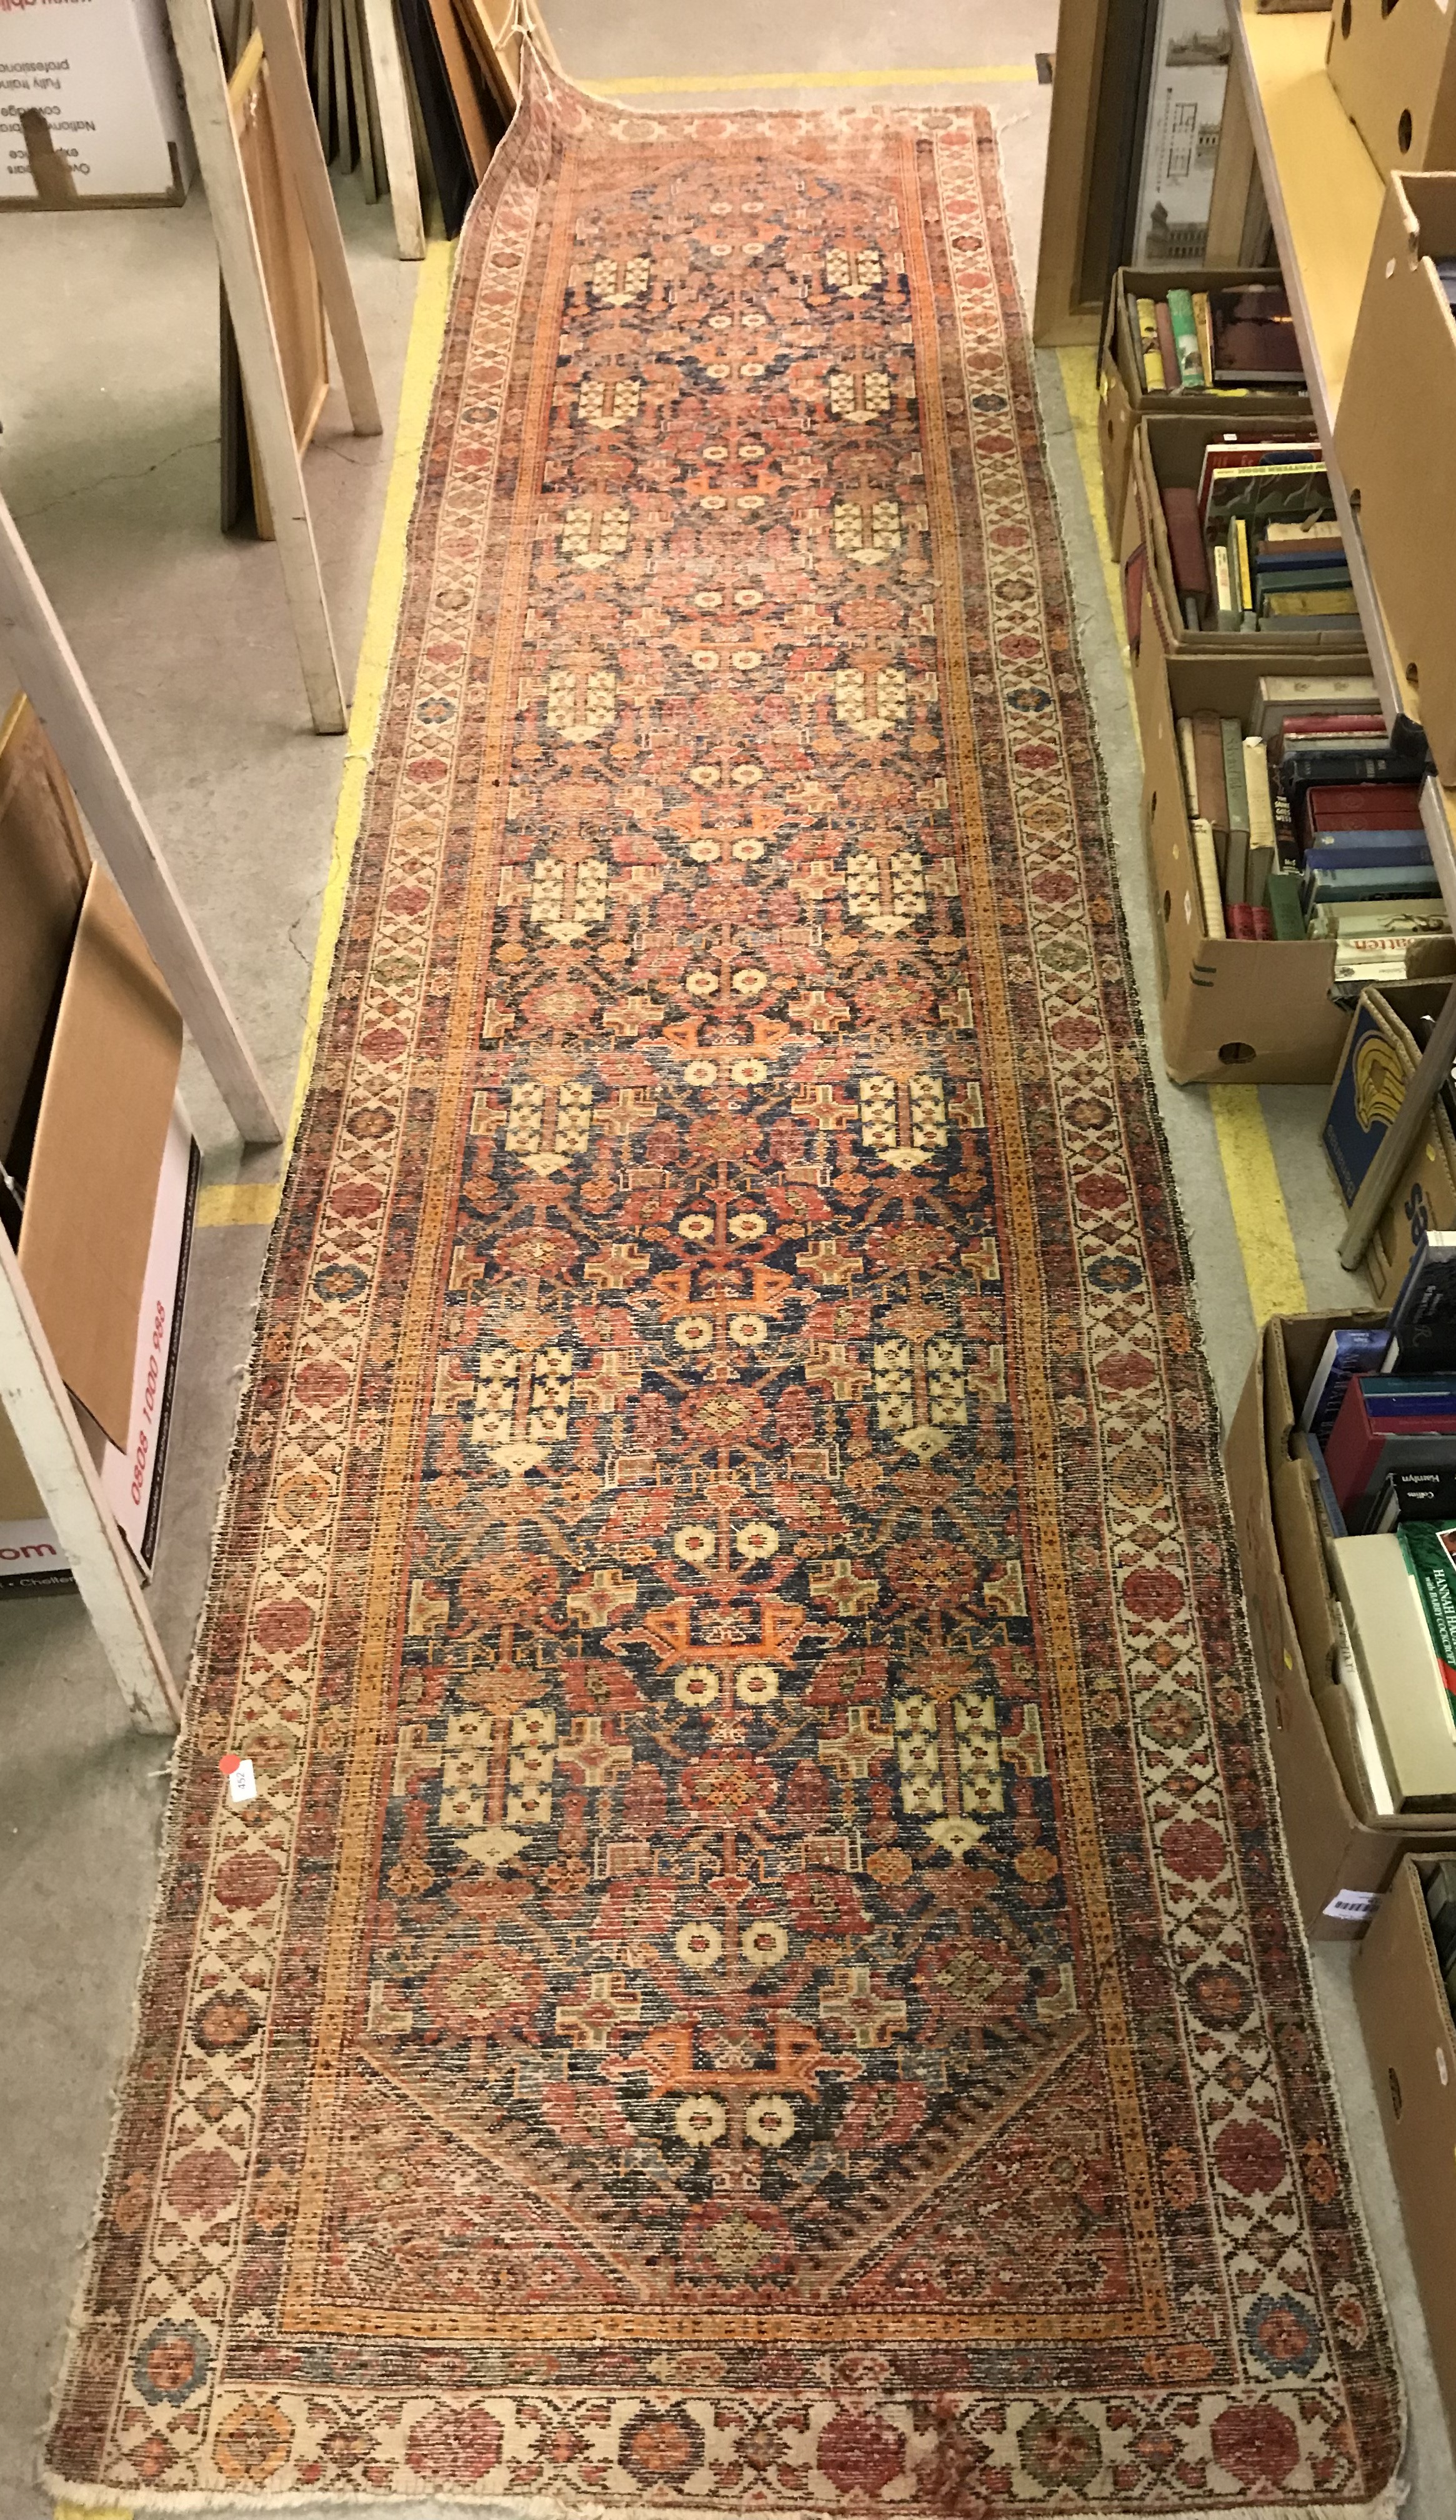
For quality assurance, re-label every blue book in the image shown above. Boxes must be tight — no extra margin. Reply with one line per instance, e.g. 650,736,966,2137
1300,1324,1393,1442
1305,836,1432,869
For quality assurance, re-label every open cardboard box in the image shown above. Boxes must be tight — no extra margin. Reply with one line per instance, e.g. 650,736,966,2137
1139,634,1353,1084
1097,266,1307,549
1327,0,1456,182
1352,1858,1456,2445
1224,1311,1456,1939
1337,175,1456,785
1126,415,1372,668
0,694,192,1586
1323,981,1456,1302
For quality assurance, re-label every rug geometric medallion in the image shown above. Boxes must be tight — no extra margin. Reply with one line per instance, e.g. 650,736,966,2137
48,57,1403,2516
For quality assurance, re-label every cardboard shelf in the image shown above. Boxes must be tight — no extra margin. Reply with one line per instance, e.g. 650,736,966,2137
1228,0,1456,912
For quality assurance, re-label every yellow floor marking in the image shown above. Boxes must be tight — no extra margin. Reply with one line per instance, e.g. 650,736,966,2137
586,64,1037,96
196,237,456,1232
1053,346,1307,1321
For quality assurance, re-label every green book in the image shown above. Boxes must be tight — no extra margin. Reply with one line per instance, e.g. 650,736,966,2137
1220,718,1249,833
1167,288,1205,389
1398,1524,1456,1732
1267,868,1307,938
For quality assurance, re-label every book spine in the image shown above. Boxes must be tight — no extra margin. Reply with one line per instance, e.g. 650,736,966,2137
1134,298,1165,392
1167,288,1204,389
1212,544,1237,632
1192,818,1226,939
1176,717,1199,819
1193,289,1215,391
1154,300,1181,398
1399,1525,1456,1727
1267,867,1307,938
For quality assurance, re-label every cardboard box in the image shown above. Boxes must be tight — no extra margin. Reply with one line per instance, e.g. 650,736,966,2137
1127,415,1372,666
1097,267,1307,548
1337,175,1456,782
0,1100,199,1590
0,695,187,1579
1327,0,1456,182
1137,638,1352,1082
1352,1858,1456,2443
1322,981,1456,1300
1224,1312,1456,1938
0,0,194,208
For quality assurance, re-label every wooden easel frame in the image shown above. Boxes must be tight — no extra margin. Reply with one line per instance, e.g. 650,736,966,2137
0,487,283,1731
167,0,382,733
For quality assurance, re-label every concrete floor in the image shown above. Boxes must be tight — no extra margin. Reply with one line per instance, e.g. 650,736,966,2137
0,4,1447,2511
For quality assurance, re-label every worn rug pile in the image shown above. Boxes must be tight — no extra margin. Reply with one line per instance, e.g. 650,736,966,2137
50,57,1402,2518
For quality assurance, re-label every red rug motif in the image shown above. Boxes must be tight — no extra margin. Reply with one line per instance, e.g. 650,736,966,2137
50,58,1401,2516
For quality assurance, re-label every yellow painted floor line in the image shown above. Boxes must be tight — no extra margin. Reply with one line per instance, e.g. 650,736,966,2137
1054,345,1307,1321
196,238,456,1232
586,64,1037,96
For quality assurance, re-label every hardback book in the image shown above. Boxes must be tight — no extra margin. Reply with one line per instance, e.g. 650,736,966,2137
1227,902,1273,937
1134,296,1165,392
1243,734,1276,906
1250,674,1381,738
1167,288,1204,388
1264,587,1365,616
1155,299,1181,398
1304,1429,1350,1537
1327,1593,1395,1817
1305,836,1434,870
1191,712,1229,849
1305,866,1441,902
1385,1232,1456,1374
1400,1522,1456,1726
1299,1323,1395,1442
1266,866,1307,937
1372,1466,1456,1533
1192,819,1225,939
1193,290,1215,389
1328,1534,1456,1808
1209,284,1304,384
1162,486,1210,624
1229,517,1255,623
1306,783,1424,826
1212,544,1238,633
1176,716,1199,818
1222,716,1250,837
1309,903,1451,938
1325,1374,1456,1511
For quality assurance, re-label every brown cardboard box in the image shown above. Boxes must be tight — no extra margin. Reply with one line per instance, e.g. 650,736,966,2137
1096,267,1307,549
0,695,182,1473
1224,1312,1456,1937
1336,175,1456,781
1352,1858,1456,2443
1322,982,1456,1300
1128,416,1371,665
1137,636,1352,1083
1327,0,1456,181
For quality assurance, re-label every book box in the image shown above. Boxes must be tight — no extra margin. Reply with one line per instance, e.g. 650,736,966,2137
1137,632,1353,1083
1337,174,1456,784
1097,266,1307,549
1225,1312,1456,1938
1327,0,1456,183
1352,1858,1456,2444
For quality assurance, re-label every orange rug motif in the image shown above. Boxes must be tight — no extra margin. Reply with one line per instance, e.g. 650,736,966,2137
49,59,1401,2516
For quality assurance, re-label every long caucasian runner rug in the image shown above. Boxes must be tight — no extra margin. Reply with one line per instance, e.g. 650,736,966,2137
50,55,1402,2519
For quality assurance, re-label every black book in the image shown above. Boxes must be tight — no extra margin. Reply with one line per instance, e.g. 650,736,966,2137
1369,1462,1456,1531
1385,1231,1456,1376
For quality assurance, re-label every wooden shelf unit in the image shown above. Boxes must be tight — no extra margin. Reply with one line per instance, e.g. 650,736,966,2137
1224,0,1456,1271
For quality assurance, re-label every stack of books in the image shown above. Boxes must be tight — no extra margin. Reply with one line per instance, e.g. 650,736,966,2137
1130,282,1305,398
1302,1238,1456,1815
1157,429,1360,635
1174,673,1446,970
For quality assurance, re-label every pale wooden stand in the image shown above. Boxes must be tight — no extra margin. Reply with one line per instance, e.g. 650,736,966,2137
0,488,282,1731
167,0,382,732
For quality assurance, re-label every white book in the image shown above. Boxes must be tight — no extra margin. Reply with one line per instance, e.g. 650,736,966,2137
1329,1535,1456,1811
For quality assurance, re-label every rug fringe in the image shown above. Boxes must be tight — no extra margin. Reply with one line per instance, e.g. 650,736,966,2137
40,2479,1411,2520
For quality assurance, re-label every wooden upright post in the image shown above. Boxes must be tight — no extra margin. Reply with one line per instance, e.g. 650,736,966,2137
166,0,349,734
361,0,426,259
0,493,282,1150
0,1236,181,1734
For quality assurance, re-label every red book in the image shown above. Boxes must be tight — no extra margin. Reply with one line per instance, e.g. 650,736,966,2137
1306,784,1424,821
1277,716,1387,739
1325,1378,1456,1509
1162,487,1210,597
1227,902,1256,938
1249,904,1274,939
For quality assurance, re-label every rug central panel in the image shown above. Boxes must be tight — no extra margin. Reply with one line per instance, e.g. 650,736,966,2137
287,114,1153,2352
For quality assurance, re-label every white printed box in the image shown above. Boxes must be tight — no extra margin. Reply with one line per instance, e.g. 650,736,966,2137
1,0,195,206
